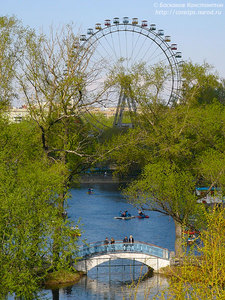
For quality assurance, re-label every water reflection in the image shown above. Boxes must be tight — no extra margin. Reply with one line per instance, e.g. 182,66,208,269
48,274,169,300
46,182,174,299
47,258,170,299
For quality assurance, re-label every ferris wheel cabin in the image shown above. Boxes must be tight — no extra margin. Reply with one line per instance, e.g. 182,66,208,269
123,17,129,24
95,23,102,30
164,36,171,42
80,35,86,41
105,19,111,26
132,18,138,25
158,29,164,36
87,28,93,35
141,20,148,27
171,44,177,50
175,52,182,58
113,17,120,25
150,24,156,30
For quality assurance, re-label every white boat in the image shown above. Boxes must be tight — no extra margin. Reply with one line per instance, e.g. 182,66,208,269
114,216,135,220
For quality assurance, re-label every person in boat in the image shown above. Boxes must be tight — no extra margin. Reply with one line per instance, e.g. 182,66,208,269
124,210,131,217
187,234,196,245
88,188,93,194
138,209,144,216
120,210,129,217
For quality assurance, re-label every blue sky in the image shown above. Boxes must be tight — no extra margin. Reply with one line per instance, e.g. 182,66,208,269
1,0,225,78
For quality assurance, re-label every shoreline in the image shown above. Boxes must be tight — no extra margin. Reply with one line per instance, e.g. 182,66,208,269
78,174,133,184
44,270,85,290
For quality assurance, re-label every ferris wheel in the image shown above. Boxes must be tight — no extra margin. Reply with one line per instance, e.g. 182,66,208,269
79,17,182,128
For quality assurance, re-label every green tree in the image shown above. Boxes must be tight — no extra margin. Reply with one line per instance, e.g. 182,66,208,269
104,62,225,256
15,24,104,275
0,16,31,111
0,118,80,298
124,161,201,257
163,208,225,299
18,24,98,182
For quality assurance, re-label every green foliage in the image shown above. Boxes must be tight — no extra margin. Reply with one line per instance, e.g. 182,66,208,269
17,24,100,180
179,61,221,105
0,118,81,298
102,61,225,255
164,208,225,299
105,61,171,107
124,161,198,222
0,16,32,111
0,22,100,297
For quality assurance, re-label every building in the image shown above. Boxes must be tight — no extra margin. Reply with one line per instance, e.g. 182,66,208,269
6,106,29,123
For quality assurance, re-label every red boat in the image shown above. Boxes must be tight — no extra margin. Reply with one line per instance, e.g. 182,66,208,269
183,230,199,235
137,214,149,219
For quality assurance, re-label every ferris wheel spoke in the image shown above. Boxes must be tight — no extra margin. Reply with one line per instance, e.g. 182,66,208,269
87,39,117,73
109,30,119,63
148,50,166,65
145,40,164,63
164,84,174,94
124,30,127,69
97,37,117,65
138,38,156,64
87,36,110,64
132,32,154,64
156,56,171,65
101,31,119,64
116,27,122,59
130,29,142,66
93,32,118,66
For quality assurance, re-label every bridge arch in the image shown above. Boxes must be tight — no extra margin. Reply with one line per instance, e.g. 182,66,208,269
75,241,171,273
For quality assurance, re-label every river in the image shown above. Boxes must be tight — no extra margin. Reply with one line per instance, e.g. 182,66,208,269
45,181,175,299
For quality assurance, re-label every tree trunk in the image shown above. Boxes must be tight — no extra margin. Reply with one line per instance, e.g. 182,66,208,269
52,289,59,300
52,187,67,268
174,219,183,257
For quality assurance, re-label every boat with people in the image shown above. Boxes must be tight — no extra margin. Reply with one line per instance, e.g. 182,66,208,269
183,229,200,235
137,209,149,219
183,228,200,245
136,214,149,219
114,210,135,220
87,188,94,195
114,209,150,220
114,216,135,220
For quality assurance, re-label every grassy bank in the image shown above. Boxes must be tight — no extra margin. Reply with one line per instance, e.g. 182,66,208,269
44,269,85,289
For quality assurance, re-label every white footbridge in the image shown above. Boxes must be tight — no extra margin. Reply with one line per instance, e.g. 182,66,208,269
75,240,171,273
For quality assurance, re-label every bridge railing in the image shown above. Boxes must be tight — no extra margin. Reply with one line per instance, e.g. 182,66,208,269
77,240,169,260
